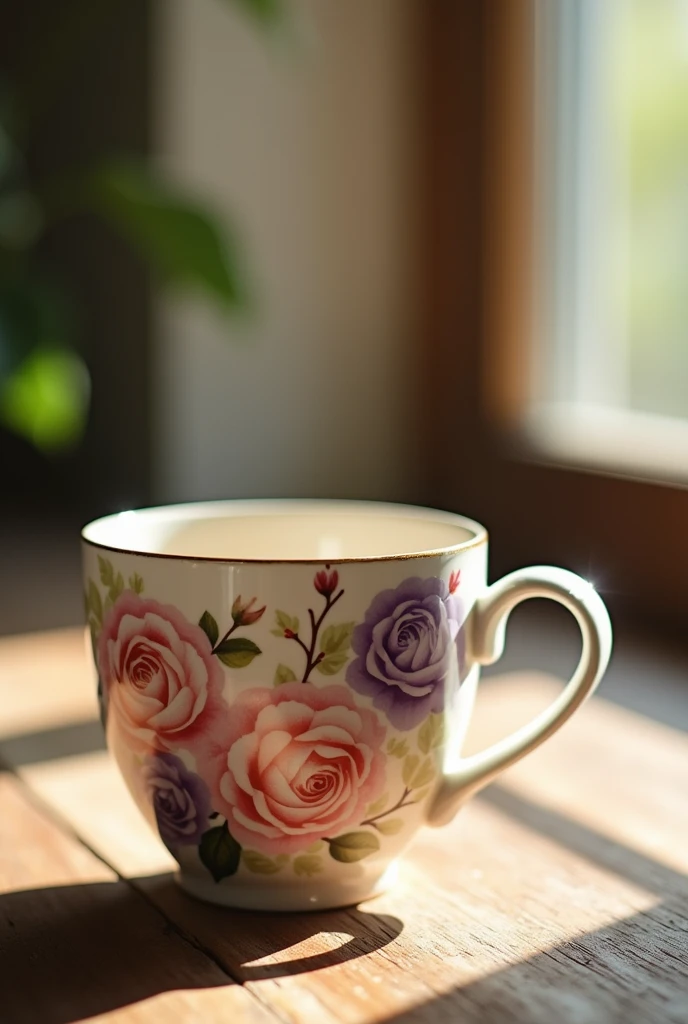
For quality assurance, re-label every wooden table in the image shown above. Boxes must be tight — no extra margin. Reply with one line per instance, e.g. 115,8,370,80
1,628,686,1024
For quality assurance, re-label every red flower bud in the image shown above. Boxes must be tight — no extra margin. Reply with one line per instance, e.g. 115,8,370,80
231,595,266,626
314,568,339,597
284,628,296,639
449,570,461,595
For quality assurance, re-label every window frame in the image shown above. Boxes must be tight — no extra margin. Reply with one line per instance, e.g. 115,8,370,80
421,0,688,635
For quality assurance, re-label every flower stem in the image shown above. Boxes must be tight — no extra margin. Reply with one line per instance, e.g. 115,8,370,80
300,588,344,682
361,787,416,829
212,619,239,654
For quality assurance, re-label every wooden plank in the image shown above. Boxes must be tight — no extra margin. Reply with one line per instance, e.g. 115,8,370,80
0,628,97,738
2,630,687,1023
0,771,276,1024
6,637,685,1022
467,674,688,876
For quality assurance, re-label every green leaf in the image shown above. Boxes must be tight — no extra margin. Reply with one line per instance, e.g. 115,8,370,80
409,757,436,790
225,0,285,29
274,663,297,686
417,714,444,756
215,636,261,668
103,594,113,617
0,347,89,452
128,572,144,595
414,786,431,803
87,580,102,626
305,839,325,854
274,610,299,634
316,650,349,676
98,556,114,588
198,610,219,648
320,621,355,655
109,572,124,603
402,754,420,787
88,620,99,662
90,161,249,313
199,823,241,882
328,831,380,864
366,792,389,817
242,850,287,875
0,278,75,379
375,818,405,836
387,738,409,759
293,854,324,877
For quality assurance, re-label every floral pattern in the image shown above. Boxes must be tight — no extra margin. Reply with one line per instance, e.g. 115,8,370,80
97,592,228,752
199,682,386,855
143,753,211,849
85,561,462,883
346,577,464,730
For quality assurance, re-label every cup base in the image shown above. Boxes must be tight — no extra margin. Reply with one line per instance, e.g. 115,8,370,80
176,862,396,912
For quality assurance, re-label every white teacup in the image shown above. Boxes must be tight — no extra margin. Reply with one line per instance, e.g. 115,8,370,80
81,499,612,911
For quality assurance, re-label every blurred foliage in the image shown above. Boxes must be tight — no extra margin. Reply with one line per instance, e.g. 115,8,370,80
0,0,283,453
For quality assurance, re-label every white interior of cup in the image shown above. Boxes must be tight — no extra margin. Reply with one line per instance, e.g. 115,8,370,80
81,500,486,562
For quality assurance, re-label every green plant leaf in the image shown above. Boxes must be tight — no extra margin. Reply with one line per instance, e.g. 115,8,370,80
320,621,355,655
305,839,325,854
90,161,249,313
274,663,297,686
366,792,389,817
0,347,89,453
88,620,99,663
199,822,241,882
109,572,124,603
387,738,409,759
242,849,286,874
98,556,114,588
375,818,405,836
215,636,261,668
274,610,299,635
293,854,324,877
198,610,219,648
128,572,144,595
225,0,285,28
414,786,431,803
87,580,102,626
417,714,444,755
316,650,349,676
0,279,75,380
402,754,420,787
409,757,436,790
328,831,380,864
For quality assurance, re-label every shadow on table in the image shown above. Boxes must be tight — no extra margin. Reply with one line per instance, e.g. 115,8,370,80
0,872,404,1024
376,784,688,1024
136,871,404,982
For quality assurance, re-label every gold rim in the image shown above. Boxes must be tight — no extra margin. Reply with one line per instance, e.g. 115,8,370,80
80,531,488,565
80,500,489,565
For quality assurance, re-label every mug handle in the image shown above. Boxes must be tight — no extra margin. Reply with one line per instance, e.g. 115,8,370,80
426,566,613,826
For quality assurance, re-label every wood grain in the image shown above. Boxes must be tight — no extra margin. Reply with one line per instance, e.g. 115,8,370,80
1,629,687,1024
0,772,275,1023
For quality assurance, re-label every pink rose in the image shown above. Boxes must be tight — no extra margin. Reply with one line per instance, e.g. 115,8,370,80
199,683,386,855
98,592,226,752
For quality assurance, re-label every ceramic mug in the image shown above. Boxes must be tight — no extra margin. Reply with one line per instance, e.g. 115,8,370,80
81,499,612,911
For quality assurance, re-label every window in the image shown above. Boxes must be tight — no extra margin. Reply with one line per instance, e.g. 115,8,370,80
422,1,688,631
528,0,688,481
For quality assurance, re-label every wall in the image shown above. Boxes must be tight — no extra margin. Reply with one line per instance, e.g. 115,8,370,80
154,0,421,503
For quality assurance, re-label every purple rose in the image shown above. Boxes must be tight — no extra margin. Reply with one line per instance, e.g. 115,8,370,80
346,577,464,730
143,753,211,848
